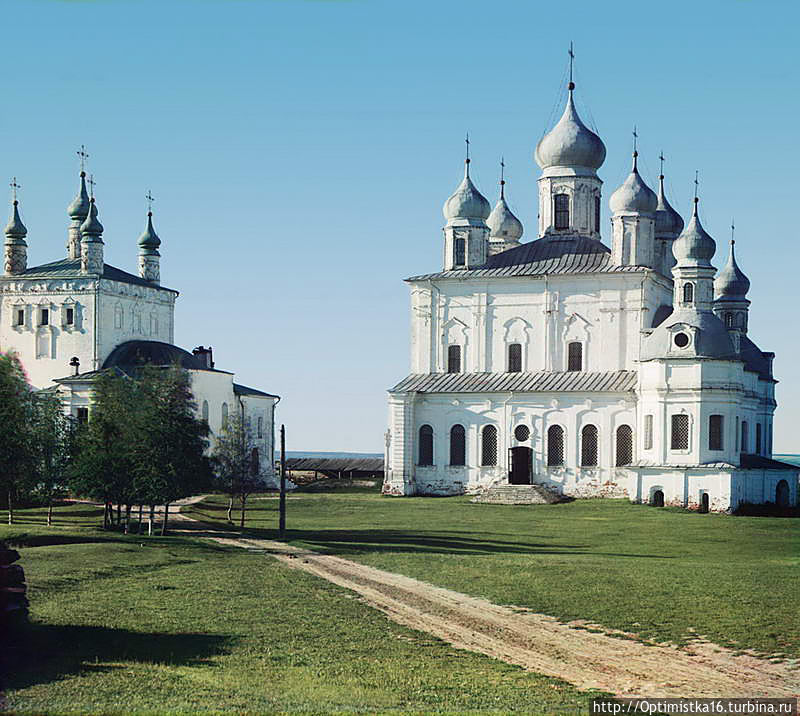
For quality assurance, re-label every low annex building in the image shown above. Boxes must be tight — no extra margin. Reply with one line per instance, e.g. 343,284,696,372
0,168,279,486
384,66,798,512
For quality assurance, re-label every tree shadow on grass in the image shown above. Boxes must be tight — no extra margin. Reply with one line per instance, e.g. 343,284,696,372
2,622,234,693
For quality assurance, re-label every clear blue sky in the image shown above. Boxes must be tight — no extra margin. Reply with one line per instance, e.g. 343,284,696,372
3,0,799,452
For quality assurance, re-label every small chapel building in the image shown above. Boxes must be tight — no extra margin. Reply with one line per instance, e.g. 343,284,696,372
384,68,798,512
0,168,279,486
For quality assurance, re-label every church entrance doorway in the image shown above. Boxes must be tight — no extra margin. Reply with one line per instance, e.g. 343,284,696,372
509,447,532,485
700,493,709,513
652,489,665,507
776,479,790,507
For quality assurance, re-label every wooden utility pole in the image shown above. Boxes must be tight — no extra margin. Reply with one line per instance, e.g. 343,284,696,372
279,424,286,538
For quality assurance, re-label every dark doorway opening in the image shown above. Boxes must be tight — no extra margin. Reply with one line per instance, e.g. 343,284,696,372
509,446,532,485
700,493,709,513
652,489,665,507
776,479,790,507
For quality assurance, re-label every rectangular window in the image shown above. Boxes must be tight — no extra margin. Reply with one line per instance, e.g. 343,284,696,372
594,196,601,233
447,344,461,374
756,423,762,454
644,415,654,450
76,407,89,425
454,237,465,267
671,414,689,450
15,309,24,326
507,343,522,373
741,421,748,452
567,342,582,372
554,193,570,230
709,414,724,451
65,307,74,326
40,309,49,326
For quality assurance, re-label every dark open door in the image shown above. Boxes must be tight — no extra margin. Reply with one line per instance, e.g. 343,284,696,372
509,446,532,485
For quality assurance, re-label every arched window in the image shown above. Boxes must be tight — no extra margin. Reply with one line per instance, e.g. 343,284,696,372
616,425,633,466
257,416,264,439
481,425,497,466
447,344,461,374
418,425,433,466
454,237,465,267
449,424,465,466
567,342,583,372
221,402,229,430
671,414,689,450
776,480,790,507
683,282,694,304
554,193,570,230
741,421,748,452
725,312,734,329
547,425,564,466
594,195,601,233
201,400,209,422
709,415,724,451
581,425,598,467
250,447,260,476
507,343,522,373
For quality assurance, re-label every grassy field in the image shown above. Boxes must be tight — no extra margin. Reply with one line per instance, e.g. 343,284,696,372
185,491,800,658
1,508,596,714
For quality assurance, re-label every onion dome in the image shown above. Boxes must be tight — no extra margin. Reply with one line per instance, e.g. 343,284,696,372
655,174,684,238
535,87,606,172
5,200,27,243
443,160,490,223
609,153,657,214
672,199,715,266
487,170,523,241
138,211,161,254
80,197,104,237
714,240,750,299
68,171,91,220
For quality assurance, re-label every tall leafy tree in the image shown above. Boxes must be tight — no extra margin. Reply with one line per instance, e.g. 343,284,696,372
0,352,34,524
30,392,76,526
211,413,261,528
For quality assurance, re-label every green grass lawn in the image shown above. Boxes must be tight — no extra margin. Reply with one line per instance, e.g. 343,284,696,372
1,514,596,714
185,492,800,658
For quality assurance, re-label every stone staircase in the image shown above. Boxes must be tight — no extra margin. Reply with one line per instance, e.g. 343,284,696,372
470,483,563,505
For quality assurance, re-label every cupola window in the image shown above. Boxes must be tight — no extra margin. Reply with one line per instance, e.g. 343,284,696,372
682,282,694,304
594,196,601,233
418,425,434,466
615,425,633,466
581,424,598,467
447,345,461,374
547,425,565,466
507,343,522,373
481,425,497,466
454,237,465,267
709,415,724,451
567,342,583,372
449,424,465,466
554,194,570,230
725,312,734,329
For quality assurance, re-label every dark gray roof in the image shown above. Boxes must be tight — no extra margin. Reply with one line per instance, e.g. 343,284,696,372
233,383,280,399
740,454,799,471
12,257,178,293
286,456,384,473
390,370,637,394
737,335,773,381
103,340,204,370
408,236,645,281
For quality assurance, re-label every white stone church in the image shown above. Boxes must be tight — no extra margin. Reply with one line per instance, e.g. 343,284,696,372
1,169,279,486
384,71,798,512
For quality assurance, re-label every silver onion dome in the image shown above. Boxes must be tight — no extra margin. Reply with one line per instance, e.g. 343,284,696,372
609,153,658,214
672,200,716,266
714,240,750,299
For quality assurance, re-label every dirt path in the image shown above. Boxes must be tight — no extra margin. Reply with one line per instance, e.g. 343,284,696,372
176,507,799,698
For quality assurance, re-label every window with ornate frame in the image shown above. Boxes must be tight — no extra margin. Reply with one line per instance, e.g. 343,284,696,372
507,343,522,373
554,193,570,230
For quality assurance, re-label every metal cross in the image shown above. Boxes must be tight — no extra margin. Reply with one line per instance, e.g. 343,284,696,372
694,171,699,200
568,42,574,84
500,156,505,183
77,145,89,172
659,151,665,176
9,177,20,202
632,126,638,154
465,133,470,161
731,218,735,244
87,173,96,198
146,190,155,212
